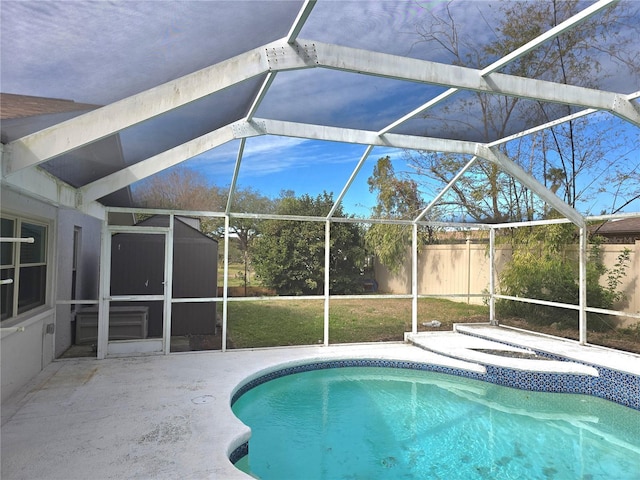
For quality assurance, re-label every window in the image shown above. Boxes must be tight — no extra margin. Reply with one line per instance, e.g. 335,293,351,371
1,216,48,321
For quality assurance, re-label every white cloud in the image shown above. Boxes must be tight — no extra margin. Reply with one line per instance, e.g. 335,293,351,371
190,136,368,181
1,1,300,103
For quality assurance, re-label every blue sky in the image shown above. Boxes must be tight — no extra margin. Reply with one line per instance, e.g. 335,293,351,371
184,136,406,217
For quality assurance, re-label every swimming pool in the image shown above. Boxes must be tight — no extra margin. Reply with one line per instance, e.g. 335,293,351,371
232,365,640,479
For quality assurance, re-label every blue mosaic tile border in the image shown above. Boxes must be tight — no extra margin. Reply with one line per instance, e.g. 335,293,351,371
230,359,478,406
456,329,640,410
231,354,639,412
229,441,248,465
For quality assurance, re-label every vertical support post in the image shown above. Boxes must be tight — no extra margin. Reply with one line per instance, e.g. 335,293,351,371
579,226,587,344
222,215,230,352
489,228,497,325
97,221,111,359
466,235,471,304
412,223,418,334
162,215,174,354
323,220,331,346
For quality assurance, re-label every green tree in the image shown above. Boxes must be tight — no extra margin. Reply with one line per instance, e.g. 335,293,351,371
497,223,631,330
251,192,365,295
365,156,434,273
225,187,275,294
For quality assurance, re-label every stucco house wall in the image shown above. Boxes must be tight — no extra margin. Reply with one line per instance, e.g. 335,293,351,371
54,208,102,358
1,188,57,402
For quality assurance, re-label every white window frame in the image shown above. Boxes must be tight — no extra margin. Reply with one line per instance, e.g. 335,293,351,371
1,214,50,322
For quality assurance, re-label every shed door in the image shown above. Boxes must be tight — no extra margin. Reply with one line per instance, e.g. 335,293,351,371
98,224,172,358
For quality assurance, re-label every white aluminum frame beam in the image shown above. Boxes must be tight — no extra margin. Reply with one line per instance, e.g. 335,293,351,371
414,156,479,222
1,164,106,219
225,138,246,214
482,146,585,226
287,0,317,44
245,118,479,155
246,72,277,121
378,0,619,135
238,119,585,226
305,41,640,126
490,91,639,147
327,145,374,219
78,116,477,205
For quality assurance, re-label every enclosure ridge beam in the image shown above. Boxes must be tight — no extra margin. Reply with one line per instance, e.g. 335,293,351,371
248,118,478,155
78,123,237,205
304,40,637,124
262,38,631,121
481,146,585,227
3,46,273,175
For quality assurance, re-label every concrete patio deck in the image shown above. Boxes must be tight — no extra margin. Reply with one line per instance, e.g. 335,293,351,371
2,326,639,479
1,342,478,480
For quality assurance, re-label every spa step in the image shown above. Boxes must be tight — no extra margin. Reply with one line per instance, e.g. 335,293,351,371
453,323,640,377
406,331,598,376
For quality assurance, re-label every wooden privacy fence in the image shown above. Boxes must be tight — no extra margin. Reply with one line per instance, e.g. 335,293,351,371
375,240,640,326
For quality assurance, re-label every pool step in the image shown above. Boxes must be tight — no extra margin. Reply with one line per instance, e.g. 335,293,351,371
406,331,598,376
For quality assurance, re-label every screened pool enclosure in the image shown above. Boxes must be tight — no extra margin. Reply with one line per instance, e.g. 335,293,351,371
1,0,639,367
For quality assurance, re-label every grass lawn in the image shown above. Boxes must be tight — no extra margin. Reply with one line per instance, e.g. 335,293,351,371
218,263,256,288
226,297,489,349
224,296,640,354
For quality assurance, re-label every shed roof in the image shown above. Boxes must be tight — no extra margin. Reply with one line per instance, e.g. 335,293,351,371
595,217,640,234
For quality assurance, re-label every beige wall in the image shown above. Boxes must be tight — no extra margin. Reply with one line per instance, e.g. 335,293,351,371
375,240,639,325
600,242,639,319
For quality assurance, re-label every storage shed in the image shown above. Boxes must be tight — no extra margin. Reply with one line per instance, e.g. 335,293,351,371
109,215,218,338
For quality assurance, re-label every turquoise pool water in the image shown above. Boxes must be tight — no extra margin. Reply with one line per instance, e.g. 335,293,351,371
232,366,640,479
